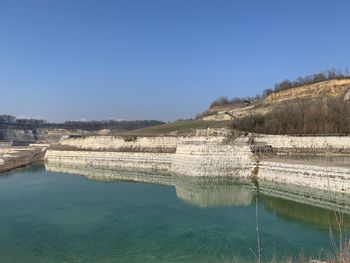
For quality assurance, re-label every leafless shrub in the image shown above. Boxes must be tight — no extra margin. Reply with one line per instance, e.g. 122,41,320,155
233,97,350,135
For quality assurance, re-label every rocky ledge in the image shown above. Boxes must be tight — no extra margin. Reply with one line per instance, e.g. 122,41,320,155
0,146,47,173
44,134,350,195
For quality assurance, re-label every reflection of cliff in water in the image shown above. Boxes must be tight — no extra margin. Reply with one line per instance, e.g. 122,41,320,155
258,180,350,215
45,162,174,184
45,163,350,218
174,179,254,208
45,163,254,207
261,194,350,230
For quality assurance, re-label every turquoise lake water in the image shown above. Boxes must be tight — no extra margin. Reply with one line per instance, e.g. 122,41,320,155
0,165,347,263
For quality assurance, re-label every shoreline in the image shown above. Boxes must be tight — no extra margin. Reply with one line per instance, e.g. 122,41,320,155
44,134,350,192
44,161,350,215
2,134,350,197
0,146,47,173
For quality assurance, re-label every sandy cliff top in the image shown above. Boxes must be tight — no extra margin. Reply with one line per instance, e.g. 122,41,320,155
265,79,350,104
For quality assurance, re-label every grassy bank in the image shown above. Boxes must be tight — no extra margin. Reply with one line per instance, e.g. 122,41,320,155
121,119,233,136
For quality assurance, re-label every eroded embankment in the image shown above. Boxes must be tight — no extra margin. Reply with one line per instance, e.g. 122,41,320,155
45,134,350,195
0,146,47,173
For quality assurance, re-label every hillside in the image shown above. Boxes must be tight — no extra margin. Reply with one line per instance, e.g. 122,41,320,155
201,78,350,121
265,78,350,104
122,119,233,136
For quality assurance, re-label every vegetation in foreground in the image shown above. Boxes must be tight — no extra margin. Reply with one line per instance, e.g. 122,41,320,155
223,209,350,263
251,236,350,263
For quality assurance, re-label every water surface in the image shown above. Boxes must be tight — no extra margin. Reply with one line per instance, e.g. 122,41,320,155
0,165,347,263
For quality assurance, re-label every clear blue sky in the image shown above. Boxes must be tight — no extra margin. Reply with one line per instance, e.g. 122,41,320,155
0,0,349,122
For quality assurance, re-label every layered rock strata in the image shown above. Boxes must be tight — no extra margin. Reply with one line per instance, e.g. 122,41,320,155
45,135,350,196
0,146,46,173
46,136,254,177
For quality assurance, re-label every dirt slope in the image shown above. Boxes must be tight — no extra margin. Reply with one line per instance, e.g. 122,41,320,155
265,79,350,104
202,79,350,121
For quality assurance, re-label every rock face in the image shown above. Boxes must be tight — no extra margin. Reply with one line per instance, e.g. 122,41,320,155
43,133,350,216
202,104,269,121
254,135,350,151
0,128,73,143
258,161,350,193
47,136,255,177
265,79,350,104
201,79,350,121
59,135,179,153
45,134,350,196
45,150,173,173
0,146,47,173
171,138,253,177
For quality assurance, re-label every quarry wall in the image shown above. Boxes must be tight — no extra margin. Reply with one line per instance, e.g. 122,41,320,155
254,135,350,152
45,134,350,195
